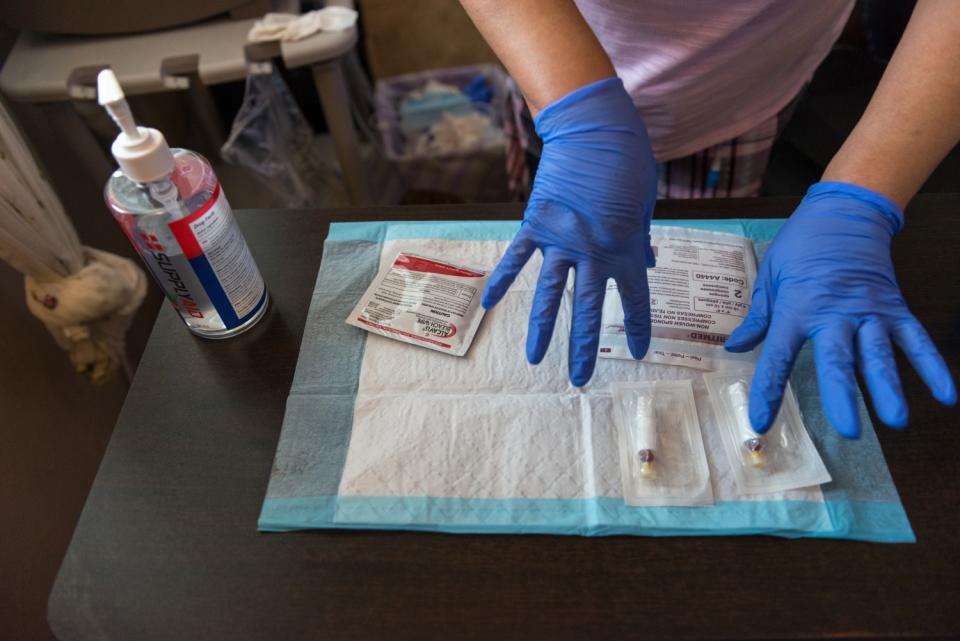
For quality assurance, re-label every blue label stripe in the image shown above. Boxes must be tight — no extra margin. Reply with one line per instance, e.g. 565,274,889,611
239,288,268,323
188,254,240,327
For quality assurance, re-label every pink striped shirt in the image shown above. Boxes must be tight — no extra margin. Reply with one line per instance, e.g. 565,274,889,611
575,0,855,160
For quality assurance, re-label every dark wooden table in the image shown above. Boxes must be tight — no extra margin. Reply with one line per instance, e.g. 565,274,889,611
49,197,960,641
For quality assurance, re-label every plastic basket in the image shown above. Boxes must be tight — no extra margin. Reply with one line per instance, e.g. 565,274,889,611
375,64,528,202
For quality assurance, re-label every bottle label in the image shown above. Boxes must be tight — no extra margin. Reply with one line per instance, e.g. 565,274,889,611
166,184,266,328
121,182,266,333
170,185,264,327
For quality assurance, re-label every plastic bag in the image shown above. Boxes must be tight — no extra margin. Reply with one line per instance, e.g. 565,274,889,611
221,66,341,208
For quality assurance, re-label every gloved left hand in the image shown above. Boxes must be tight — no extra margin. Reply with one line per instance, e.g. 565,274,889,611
725,181,957,438
481,77,658,386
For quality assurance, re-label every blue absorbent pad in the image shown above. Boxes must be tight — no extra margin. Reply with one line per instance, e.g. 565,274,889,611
259,219,914,543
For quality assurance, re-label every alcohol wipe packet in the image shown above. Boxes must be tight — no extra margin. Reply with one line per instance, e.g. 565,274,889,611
612,380,714,507
704,369,832,495
346,252,489,356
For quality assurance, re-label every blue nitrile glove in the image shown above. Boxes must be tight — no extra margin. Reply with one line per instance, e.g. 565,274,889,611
725,181,957,438
481,77,657,386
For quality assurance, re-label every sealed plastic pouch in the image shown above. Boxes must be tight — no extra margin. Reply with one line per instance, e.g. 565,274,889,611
704,369,831,494
612,380,714,507
599,226,758,371
346,252,489,356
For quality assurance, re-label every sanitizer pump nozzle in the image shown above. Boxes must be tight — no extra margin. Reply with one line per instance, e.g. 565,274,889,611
97,69,175,185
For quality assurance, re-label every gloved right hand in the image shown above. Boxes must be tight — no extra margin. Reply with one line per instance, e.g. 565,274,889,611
480,77,658,386
725,181,956,437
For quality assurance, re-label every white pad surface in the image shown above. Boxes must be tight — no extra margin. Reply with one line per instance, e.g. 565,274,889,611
336,239,823,509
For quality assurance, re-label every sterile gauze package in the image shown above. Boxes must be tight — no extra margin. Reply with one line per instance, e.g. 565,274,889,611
599,227,758,371
346,252,489,357
612,380,714,507
704,369,832,494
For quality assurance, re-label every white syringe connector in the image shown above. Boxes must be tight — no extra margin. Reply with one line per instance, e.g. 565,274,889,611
97,69,175,184
635,396,658,480
729,380,766,467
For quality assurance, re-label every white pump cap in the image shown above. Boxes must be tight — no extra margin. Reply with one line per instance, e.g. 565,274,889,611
97,69,175,183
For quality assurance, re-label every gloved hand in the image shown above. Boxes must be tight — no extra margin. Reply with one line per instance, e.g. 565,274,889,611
725,181,957,438
481,77,657,386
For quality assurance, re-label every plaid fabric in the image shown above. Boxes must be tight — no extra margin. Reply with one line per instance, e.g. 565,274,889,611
517,87,801,201
656,92,802,199
656,114,778,199
503,76,533,199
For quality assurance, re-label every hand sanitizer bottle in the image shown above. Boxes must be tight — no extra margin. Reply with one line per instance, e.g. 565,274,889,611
98,69,268,338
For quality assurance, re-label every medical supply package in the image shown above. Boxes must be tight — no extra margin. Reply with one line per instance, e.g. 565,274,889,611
346,251,489,357
705,369,832,495
259,219,915,543
600,227,757,371
613,380,713,507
